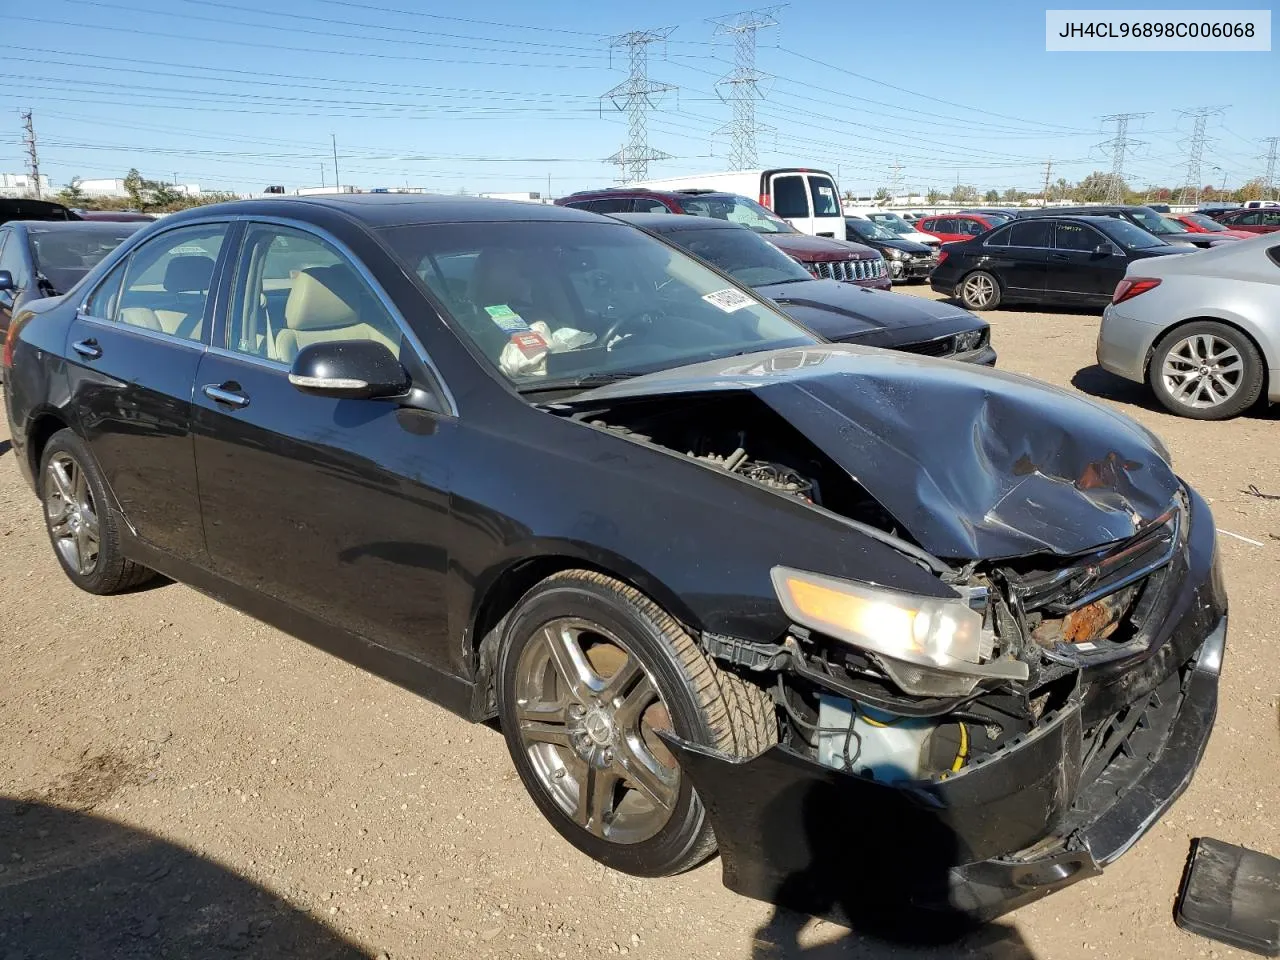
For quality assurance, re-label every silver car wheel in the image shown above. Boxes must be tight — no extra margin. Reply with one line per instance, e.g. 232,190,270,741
513,617,679,845
962,273,995,308
45,453,101,576
1161,333,1244,409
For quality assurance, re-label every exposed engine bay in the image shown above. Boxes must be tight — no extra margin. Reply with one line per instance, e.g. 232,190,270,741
565,388,1188,786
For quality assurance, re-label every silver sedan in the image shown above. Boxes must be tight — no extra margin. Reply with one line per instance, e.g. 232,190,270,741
1097,234,1280,420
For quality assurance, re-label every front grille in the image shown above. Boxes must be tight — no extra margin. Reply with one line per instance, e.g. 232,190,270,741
897,335,957,358
811,258,884,282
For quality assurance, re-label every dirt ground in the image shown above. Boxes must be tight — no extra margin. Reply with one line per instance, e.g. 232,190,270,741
2,291,1278,960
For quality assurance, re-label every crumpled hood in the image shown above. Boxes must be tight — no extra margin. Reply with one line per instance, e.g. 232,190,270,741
574,345,1180,560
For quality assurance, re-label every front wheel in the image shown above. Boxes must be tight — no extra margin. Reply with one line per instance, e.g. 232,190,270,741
496,570,776,877
1148,321,1265,420
958,270,1002,310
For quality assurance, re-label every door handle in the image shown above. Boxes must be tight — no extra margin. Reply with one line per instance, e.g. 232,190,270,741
1049,253,1070,261
72,338,102,359
202,383,250,409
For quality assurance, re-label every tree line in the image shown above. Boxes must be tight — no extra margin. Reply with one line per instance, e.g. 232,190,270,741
53,169,238,213
852,170,1271,206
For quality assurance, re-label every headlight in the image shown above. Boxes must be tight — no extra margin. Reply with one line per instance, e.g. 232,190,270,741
953,327,987,353
885,248,904,260
771,567,1028,697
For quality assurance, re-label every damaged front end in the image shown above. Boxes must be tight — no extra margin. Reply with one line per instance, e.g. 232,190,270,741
561,346,1227,924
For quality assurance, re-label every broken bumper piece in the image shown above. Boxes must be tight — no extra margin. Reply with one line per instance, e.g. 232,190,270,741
666,615,1224,926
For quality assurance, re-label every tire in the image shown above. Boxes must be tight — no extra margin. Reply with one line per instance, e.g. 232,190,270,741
1148,321,1265,421
957,270,1002,311
496,569,776,877
38,429,157,594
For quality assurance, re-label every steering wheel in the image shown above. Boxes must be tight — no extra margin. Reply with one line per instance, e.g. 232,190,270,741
601,310,656,351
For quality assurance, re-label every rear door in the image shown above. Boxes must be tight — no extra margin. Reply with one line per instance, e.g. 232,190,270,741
984,220,1051,295
804,173,844,237
0,227,22,338
64,220,234,564
1046,221,1123,303
769,173,814,234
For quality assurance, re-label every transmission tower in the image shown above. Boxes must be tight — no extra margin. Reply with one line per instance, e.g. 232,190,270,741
1174,106,1228,206
1097,113,1149,204
20,109,41,199
602,28,676,184
710,7,780,170
888,160,905,200
1263,136,1279,199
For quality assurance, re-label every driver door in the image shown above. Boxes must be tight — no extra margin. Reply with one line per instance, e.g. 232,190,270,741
191,220,456,667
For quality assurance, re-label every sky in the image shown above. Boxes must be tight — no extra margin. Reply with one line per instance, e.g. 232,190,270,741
1,0,1275,197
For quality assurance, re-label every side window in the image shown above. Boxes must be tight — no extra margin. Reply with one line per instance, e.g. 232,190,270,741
985,226,1011,246
632,198,672,213
1054,222,1104,252
83,258,130,319
572,198,632,214
1238,212,1261,225
116,224,226,341
229,224,403,365
1264,212,1280,227
959,218,986,236
1007,220,1053,247
0,230,31,289
771,176,810,218
807,176,841,216
935,218,956,234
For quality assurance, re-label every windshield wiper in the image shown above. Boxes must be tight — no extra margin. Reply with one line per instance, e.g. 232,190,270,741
755,278,810,288
516,371,648,395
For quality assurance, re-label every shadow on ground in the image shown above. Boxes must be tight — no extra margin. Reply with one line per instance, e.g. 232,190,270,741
1073,364,1280,421
0,438,11,458
0,797,368,960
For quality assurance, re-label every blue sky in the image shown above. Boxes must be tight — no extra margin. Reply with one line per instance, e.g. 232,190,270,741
2,0,1274,196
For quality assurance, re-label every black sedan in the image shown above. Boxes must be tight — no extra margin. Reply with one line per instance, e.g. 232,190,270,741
931,214,1190,310
617,213,991,363
1019,205,1231,249
3,195,1225,925
843,216,938,282
0,220,143,347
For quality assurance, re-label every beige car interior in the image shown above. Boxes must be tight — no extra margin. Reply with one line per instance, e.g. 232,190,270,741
119,255,214,341
268,264,399,364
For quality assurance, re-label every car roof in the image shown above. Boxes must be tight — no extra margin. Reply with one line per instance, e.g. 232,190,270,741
563,187,740,200
160,193,601,229
610,212,740,232
8,220,143,234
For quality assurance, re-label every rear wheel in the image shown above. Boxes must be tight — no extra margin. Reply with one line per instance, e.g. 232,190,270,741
958,270,1001,310
1148,321,1264,420
496,570,776,877
39,430,156,594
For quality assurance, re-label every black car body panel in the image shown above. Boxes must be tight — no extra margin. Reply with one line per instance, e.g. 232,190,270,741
3,194,1225,924
571,346,1177,560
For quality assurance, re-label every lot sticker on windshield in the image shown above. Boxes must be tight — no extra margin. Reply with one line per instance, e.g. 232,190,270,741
485,304,530,332
702,288,755,313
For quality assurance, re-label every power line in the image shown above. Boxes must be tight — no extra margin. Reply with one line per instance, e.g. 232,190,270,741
21,109,42,199
1097,113,1149,203
1174,105,1228,206
710,7,779,169
603,28,677,183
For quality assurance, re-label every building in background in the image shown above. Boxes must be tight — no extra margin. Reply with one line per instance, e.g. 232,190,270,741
0,173,51,198
479,191,551,204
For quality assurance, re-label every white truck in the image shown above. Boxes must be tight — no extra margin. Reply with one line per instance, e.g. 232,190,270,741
632,168,845,239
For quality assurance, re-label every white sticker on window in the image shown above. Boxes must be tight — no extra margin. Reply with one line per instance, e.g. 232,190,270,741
702,288,756,313
817,185,834,199
484,304,530,332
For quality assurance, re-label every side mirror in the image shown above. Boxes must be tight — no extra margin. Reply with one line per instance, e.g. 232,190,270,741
287,340,410,400
0,270,13,292
1094,242,1120,258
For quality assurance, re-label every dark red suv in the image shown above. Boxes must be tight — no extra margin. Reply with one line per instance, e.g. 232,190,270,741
556,188,890,290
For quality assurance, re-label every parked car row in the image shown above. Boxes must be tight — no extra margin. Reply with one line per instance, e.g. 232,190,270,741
2,194,1227,925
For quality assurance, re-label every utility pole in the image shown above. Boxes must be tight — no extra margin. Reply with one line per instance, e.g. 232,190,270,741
1174,106,1228,206
603,28,677,184
1262,136,1279,200
332,134,340,192
1041,158,1053,206
20,109,41,199
1097,113,1149,204
320,163,325,187
710,7,780,170
546,172,552,202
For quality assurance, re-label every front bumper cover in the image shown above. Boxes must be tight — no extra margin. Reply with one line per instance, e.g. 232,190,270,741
667,493,1226,926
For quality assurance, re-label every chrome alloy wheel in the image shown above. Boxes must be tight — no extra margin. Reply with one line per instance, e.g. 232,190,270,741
1161,333,1244,409
961,272,996,308
514,618,679,844
44,453,100,576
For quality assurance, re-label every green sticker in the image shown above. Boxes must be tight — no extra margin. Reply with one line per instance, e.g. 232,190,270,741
484,304,529,332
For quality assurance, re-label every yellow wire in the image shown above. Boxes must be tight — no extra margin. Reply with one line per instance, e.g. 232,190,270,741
951,722,969,773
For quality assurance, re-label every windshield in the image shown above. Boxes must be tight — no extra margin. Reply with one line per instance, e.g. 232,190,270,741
662,226,813,288
29,226,140,293
1183,214,1227,232
1128,207,1179,235
380,221,815,389
866,213,914,235
1104,219,1170,250
678,194,797,235
846,218,896,241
